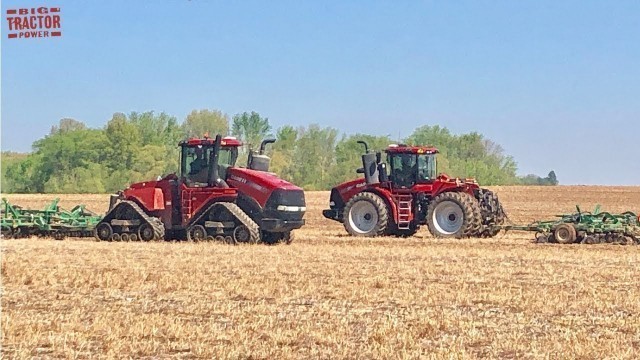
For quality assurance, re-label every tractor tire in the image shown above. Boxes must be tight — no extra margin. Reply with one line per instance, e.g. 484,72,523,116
426,192,482,238
553,224,577,244
343,192,389,237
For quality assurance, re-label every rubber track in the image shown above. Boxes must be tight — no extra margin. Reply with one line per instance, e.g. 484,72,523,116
104,200,165,241
191,202,260,243
221,203,260,243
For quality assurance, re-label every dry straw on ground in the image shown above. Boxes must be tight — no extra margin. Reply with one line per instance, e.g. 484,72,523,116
2,187,640,359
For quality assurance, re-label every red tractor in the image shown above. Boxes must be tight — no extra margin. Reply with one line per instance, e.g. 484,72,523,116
323,141,505,238
95,134,305,244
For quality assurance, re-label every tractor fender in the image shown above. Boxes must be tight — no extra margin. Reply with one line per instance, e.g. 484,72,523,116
431,181,477,198
356,189,399,225
123,187,165,212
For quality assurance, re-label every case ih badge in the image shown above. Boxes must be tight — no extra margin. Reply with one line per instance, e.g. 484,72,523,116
6,7,62,39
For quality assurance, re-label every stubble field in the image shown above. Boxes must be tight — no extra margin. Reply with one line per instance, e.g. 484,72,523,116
2,186,640,359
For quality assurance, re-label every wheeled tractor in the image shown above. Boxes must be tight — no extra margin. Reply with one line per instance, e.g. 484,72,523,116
323,141,506,238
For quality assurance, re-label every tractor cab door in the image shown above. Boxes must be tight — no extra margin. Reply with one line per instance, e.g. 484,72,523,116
389,153,418,189
416,154,436,183
181,145,211,187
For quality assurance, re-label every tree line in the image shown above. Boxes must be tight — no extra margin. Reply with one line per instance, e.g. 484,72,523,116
1,110,558,193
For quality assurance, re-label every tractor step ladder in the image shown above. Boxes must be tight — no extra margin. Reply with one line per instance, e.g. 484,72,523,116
393,194,413,230
181,190,193,223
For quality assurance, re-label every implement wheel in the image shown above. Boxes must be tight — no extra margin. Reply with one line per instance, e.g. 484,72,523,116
1,226,14,239
554,224,577,244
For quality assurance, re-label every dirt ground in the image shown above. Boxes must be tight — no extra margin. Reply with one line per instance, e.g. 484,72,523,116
2,187,640,359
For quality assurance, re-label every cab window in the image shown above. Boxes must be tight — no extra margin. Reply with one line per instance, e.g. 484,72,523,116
417,154,436,182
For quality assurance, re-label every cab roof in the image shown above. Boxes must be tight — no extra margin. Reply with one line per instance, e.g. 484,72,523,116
179,136,243,147
385,144,439,154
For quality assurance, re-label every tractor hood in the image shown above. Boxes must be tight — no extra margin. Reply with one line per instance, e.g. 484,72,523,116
226,167,303,208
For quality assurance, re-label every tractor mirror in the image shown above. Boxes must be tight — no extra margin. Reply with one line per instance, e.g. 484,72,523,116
378,163,388,182
356,168,365,174
362,153,380,185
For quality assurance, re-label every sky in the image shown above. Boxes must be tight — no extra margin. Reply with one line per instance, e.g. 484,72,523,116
1,0,639,185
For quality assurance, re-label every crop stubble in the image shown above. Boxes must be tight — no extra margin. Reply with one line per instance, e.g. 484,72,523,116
2,186,640,359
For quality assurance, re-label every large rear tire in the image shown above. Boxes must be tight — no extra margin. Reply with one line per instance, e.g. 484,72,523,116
343,192,389,237
426,192,482,238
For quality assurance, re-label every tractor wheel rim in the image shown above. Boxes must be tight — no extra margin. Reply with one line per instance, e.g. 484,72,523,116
556,227,572,242
233,226,250,242
97,224,111,240
348,201,378,234
192,227,206,241
433,201,464,235
140,225,154,241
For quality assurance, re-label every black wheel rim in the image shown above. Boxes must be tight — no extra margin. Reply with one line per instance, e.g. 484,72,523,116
189,226,206,242
233,225,250,243
97,223,112,241
139,224,154,241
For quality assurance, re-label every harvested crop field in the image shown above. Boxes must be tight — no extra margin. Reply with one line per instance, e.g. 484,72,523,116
2,186,640,359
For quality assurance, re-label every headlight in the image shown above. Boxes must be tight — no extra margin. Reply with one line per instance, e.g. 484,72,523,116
276,205,306,212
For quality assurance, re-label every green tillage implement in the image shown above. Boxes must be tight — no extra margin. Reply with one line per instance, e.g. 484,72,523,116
1,198,102,240
501,205,640,245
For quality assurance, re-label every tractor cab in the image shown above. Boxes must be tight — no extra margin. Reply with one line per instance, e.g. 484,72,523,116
179,135,241,188
180,135,279,188
356,141,439,188
385,145,438,188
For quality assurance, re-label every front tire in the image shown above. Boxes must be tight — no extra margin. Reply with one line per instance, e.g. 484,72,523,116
343,192,389,237
426,192,482,238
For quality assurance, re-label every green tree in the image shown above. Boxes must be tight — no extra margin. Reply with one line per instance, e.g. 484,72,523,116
289,124,338,190
50,118,87,134
1,152,30,192
129,111,183,147
231,111,272,150
182,109,229,138
330,134,393,185
270,125,298,180
105,113,140,172
407,125,519,185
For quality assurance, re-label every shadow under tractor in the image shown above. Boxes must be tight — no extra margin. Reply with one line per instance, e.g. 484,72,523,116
323,141,505,238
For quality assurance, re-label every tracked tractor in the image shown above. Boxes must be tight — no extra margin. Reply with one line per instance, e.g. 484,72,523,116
95,134,305,244
323,141,505,238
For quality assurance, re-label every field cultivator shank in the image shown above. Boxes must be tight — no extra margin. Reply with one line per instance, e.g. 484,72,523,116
503,205,640,245
1,198,102,239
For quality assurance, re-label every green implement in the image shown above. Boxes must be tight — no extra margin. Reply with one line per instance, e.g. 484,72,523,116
1,198,102,240
501,205,640,244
